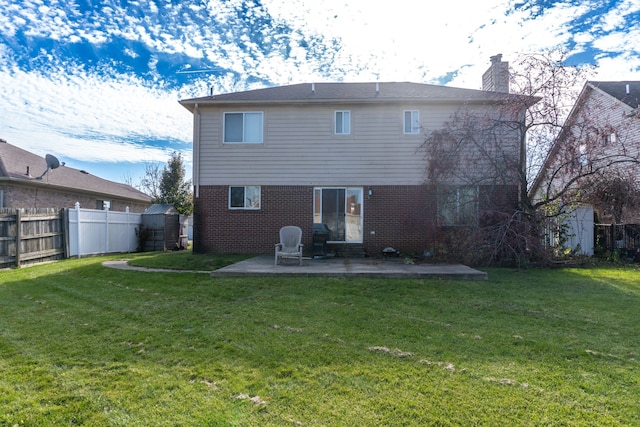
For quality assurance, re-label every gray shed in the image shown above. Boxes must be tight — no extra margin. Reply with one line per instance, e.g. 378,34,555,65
141,204,181,251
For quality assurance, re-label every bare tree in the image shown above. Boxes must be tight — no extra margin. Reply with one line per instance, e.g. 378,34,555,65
139,162,163,200
420,50,640,264
579,171,640,224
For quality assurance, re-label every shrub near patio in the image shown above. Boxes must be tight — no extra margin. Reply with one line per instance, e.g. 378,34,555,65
0,254,639,426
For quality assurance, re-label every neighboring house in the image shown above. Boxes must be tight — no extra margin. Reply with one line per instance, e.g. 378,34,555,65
531,81,640,224
180,57,529,256
0,140,152,212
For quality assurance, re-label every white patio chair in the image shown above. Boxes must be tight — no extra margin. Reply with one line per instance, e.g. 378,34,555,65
275,226,303,265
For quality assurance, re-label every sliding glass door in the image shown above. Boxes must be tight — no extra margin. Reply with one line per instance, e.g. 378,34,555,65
313,187,363,243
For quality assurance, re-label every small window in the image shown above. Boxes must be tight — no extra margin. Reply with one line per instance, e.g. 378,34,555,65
602,132,617,145
229,186,261,209
578,144,588,166
335,110,351,134
97,200,111,210
404,110,420,134
224,112,263,143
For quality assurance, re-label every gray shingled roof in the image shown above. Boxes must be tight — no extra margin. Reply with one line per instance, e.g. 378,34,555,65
180,81,527,110
0,141,152,202
143,204,179,215
590,81,640,109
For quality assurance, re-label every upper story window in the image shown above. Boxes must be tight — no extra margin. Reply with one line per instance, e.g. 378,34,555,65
404,110,420,134
229,186,261,210
602,132,617,146
224,112,263,143
335,110,351,135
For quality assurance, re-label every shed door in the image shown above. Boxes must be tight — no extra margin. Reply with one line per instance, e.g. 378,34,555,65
313,188,362,243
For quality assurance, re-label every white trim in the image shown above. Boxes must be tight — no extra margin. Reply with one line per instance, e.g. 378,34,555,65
334,110,351,135
313,186,363,243
194,103,200,198
403,110,420,134
223,111,264,143
228,185,261,210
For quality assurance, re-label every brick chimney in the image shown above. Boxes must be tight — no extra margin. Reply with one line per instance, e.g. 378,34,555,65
482,54,509,93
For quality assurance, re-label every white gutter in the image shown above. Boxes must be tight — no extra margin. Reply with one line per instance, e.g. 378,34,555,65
193,103,200,198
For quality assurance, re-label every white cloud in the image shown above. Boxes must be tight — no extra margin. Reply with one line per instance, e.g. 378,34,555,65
0,54,191,169
1,0,638,185
594,51,640,80
593,23,640,53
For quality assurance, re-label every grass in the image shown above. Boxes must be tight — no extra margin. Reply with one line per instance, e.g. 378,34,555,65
1,253,639,426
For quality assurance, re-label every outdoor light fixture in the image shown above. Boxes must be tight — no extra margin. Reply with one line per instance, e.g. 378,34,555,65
368,188,373,198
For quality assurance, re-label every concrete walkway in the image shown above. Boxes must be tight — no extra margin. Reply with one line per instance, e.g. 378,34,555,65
102,259,210,274
103,256,488,280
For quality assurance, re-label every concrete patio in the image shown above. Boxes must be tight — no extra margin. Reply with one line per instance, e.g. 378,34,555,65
210,255,488,280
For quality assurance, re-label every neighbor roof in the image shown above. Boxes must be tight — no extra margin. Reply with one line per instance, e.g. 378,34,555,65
589,81,640,109
143,204,179,215
0,141,152,202
180,81,532,111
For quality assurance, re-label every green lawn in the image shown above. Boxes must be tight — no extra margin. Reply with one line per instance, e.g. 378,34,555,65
1,253,639,426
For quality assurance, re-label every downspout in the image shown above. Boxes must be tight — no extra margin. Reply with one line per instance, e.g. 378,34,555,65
193,103,201,198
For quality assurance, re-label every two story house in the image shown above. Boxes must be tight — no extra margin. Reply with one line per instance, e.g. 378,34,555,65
180,58,530,256
531,81,640,224
529,81,640,255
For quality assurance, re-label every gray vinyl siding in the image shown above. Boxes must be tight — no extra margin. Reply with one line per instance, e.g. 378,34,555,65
533,86,640,199
597,91,640,160
197,102,478,186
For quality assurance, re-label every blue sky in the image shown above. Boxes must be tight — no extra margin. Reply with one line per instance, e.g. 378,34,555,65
1,0,638,186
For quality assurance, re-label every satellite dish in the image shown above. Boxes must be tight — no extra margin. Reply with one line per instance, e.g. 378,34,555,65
46,154,60,169
36,154,64,180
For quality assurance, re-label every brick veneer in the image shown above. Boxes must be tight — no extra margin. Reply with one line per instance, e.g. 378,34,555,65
1,184,149,213
193,185,313,254
193,185,458,255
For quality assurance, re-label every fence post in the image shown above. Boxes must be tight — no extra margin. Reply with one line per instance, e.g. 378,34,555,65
104,205,109,254
126,207,132,252
62,208,70,258
75,202,82,258
610,225,615,252
15,209,21,267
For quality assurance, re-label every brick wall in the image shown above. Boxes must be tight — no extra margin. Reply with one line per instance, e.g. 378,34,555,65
362,185,439,255
193,185,313,254
193,184,445,255
1,184,149,213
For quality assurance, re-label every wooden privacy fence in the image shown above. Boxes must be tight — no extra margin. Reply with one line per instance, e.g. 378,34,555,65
0,205,145,268
0,208,65,268
0,203,187,268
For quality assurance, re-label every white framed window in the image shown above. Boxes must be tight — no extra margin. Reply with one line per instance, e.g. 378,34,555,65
335,110,351,134
404,110,420,134
438,186,478,226
229,186,261,209
578,144,588,166
602,132,617,145
224,112,263,143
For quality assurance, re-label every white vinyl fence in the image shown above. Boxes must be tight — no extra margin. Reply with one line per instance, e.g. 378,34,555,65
67,203,142,257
